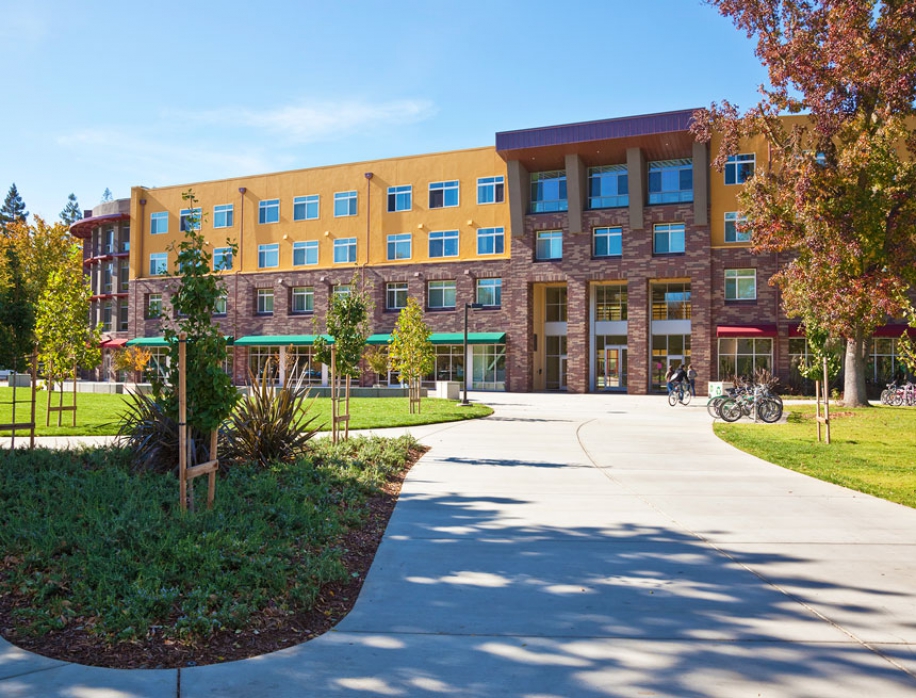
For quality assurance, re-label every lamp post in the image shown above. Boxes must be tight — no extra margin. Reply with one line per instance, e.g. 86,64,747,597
462,302,483,405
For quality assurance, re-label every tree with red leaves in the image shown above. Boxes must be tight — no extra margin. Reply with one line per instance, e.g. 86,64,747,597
692,0,916,406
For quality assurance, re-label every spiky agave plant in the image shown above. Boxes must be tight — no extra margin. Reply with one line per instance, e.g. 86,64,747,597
222,360,324,467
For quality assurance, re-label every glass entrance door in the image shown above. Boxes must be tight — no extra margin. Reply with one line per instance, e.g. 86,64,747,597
603,347,628,389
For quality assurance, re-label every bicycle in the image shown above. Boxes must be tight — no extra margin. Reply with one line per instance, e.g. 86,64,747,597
668,380,691,406
718,386,783,423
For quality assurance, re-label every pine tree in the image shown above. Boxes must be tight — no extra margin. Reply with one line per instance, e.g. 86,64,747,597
1,183,28,234
60,193,83,226
101,187,113,203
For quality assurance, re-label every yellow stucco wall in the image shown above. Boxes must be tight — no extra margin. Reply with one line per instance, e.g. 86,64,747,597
130,147,509,280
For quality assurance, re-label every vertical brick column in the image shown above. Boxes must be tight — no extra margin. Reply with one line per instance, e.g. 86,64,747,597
565,153,586,235
506,280,532,392
627,277,649,394
566,276,589,393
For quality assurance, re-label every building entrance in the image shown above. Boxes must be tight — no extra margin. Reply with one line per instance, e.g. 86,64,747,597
602,347,628,389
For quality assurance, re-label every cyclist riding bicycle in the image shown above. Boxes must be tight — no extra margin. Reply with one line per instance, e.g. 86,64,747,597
667,365,688,395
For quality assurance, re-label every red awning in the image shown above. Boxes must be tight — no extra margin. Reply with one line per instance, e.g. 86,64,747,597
101,338,129,348
716,325,778,338
788,323,805,337
873,324,916,338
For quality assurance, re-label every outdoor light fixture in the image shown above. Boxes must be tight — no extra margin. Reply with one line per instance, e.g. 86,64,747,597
462,302,484,406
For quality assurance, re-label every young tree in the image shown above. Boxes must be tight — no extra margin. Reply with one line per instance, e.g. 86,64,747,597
388,297,434,413
363,345,390,386
692,1,916,406
112,345,152,383
60,193,83,226
1,183,28,233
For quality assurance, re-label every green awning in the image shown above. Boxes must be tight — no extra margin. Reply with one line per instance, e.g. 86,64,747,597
367,332,506,345
127,336,234,347
234,335,333,346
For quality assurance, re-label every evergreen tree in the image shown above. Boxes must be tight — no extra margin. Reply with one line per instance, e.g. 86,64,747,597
101,187,113,203
1,183,28,234
60,193,83,226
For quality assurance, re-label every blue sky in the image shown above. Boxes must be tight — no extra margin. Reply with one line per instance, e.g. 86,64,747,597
1,0,769,222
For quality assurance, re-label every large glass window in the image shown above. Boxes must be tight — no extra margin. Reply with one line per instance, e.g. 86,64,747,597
256,288,274,314
476,278,502,307
258,243,279,268
588,165,629,209
477,176,505,204
293,195,319,221
546,286,567,322
334,191,357,217
213,247,233,271
595,285,627,321
386,282,408,310
593,227,622,257
725,153,756,185
387,233,412,261
293,240,318,266
477,227,504,255
150,212,168,235
180,207,202,232
258,199,280,224
472,344,506,390
333,238,357,263
725,212,751,243
536,230,562,260
725,268,757,301
651,334,692,390
651,283,691,320
287,346,322,385
429,230,459,258
648,159,693,204
291,286,314,313
530,171,568,213
429,180,459,208
248,346,280,384
213,204,234,228
431,345,464,383
653,223,685,255
428,280,456,309
149,252,168,276
387,185,412,212
718,337,772,380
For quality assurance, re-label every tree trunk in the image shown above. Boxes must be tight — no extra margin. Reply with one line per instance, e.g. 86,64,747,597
843,328,870,407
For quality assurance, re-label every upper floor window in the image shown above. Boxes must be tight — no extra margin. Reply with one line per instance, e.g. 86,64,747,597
724,212,751,243
588,165,628,209
477,176,505,204
387,185,412,212
334,237,357,263
258,243,279,268
477,227,504,255
387,233,412,261
291,286,314,314
476,278,502,308
530,171,568,213
429,230,459,258
180,207,202,232
213,247,233,271
104,228,115,253
536,230,562,260
429,180,459,209
120,227,130,252
725,154,755,185
149,252,168,276
334,191,357,217
293,240,318,266
213,204,234,229
725,268,757,301
214,290,228,316
653,223,685,255
146,293,162,319
293,195,319,221
596,285,627,321
546,286,567,322
119,259,130,291
259,199,280,224
593,227,622,257
256,288,274,315
386,282,408,311
333,284,351,299
651,282,691,320
648,159,693,204
428,280,456,309
150,212,168,235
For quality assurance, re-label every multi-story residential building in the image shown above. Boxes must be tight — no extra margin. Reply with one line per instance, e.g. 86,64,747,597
80,109,912,394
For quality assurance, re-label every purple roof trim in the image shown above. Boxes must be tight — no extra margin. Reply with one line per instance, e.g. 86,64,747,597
495,109,700,152
69,211,131,238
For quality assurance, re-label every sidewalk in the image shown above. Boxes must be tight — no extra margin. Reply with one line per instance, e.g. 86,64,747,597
2,393,916,697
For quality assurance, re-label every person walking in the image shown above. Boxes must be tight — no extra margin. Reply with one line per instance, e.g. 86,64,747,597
665,365,675,394
687,364,697,397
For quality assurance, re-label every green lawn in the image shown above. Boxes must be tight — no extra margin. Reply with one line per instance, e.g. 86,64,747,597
714,404,916,508
0,387,492,437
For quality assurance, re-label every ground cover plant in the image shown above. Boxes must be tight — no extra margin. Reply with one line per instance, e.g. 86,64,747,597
0,435,424,668
715,405,916,508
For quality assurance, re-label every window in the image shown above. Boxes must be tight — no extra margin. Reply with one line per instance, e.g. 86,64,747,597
476,278,502,307
120,227,130,252
588,165,629,209
471,344,506,390
725,153,756,185
293,240,318,266
386,282,408,310
150,212,168,235
429,230,459,258
477,176,505,204
429,180,459,208
259,198,280,224
101,301,112,332
530,171,568,213
725,268,757,301
102,261,113,292
104,228,115,253
256,288,274,314
214,290,228,315
333,238,357,263
653,223,685,255
334,191,357,217
593,227,622,257
287,345,322,385
248,346,280,384
146,293,162,319
149,252,168,276
291,286,314,313
428,280,456,309
332,284,351,299
118,301,129,331
293,195,319,221
477,227,504,255
536,230,562,260
648,159,693,204
180,208,202,232
724,212,751,243
718,337,772,380
546,286,567,322
387,233,412,261
213,204,233,229
651,283,691,320
119,259,130,291
258,243,279,268
387,185,412,212
596,285,627,321
213,247,233,271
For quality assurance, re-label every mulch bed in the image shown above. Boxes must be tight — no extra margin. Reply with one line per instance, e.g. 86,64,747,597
0,447,426,670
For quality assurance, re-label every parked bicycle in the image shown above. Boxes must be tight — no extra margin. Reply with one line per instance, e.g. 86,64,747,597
718,385,783,423
880,381,916,406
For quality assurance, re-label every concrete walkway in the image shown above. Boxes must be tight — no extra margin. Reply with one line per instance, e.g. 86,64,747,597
2,393,916,697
